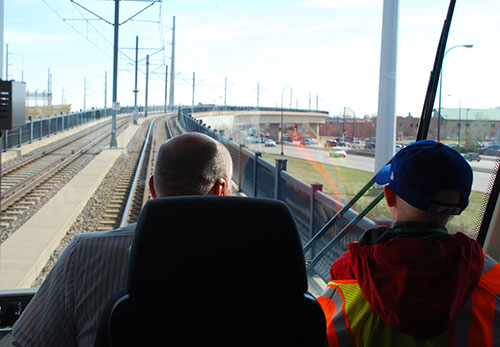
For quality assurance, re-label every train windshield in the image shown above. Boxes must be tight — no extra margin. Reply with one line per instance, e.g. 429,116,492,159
1,0,499,305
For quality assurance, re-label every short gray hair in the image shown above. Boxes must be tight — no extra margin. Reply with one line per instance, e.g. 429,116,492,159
153,133,232,197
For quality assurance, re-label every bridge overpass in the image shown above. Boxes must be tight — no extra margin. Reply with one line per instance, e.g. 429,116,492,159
191,106,329,141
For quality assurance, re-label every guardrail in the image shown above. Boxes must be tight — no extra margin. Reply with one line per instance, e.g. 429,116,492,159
2,105,165,152
177,105,375,282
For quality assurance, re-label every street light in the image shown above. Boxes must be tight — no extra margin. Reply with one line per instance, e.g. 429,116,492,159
281,85,292,156
437,44,473,141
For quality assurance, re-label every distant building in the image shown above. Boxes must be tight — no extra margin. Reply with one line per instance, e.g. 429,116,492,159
319,107,500,143
26,104,72,120
428,108,500,143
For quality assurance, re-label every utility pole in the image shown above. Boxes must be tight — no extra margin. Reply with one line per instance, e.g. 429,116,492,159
257,81,260,107
5,43,9,80
62,0,158,147
168,16,175,109
192,71,195,107
164,64,168,112
104,71,107,109
224,77,227,106
110,0,119,148
47,69,52,105
144,54,149,117
83,77,87,110
132,36,139,124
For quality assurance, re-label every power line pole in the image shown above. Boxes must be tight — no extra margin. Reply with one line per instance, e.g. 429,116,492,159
257,81,259,107
164,64,168,112
144,54,149,117
192,71,195,107
104,71,107,109
47,69,52,106
5,43,9,80
224,77,227,106
110,0,120,148
60,1,159,147
132,35,139,124
83,77,87,110
168,16,175,109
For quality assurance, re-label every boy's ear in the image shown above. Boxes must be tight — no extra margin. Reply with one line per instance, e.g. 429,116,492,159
384,185,397,207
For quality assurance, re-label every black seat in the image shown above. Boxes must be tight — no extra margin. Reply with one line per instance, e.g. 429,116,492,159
95,196,326,347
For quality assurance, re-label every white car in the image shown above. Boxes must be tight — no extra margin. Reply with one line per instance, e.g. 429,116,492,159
350,140,362,148
330,147,347,158
264,139,277,147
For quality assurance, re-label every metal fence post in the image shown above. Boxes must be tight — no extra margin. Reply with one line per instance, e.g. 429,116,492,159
310,182,323,237
3,130,7,152
253,152,261,197
238,144,244,192
29,117,33,144
274,158,288,200
18,127,22,147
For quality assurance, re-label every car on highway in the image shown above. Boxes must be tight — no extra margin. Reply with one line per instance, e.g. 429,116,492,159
349,140,362,148
326,139,338,148
264,139,277,147
464,152,481,161
365,142,375,149
329,147,347,158
480,143,500,156
300,138,312,145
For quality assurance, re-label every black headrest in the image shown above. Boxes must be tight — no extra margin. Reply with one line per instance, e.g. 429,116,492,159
127,196,307,297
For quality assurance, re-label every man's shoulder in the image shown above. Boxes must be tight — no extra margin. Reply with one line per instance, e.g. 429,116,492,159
75,223,136,243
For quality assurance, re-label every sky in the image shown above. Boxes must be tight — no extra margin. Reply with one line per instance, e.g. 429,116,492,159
4,0,500,118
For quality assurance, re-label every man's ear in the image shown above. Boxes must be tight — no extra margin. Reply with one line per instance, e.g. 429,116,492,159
149,176,157,199
213,178,229,196
384,185,397,207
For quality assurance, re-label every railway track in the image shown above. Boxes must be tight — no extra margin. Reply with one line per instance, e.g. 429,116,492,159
95,114,176,230
0,117,130,240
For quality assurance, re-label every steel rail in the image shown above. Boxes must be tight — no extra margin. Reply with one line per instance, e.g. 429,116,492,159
3,117,120,175
1,119,129,211
120,118,158,227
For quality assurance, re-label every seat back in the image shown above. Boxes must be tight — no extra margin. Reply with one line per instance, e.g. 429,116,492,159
95,196,326,346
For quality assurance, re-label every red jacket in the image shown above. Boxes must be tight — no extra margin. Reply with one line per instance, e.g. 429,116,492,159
329,223,485,339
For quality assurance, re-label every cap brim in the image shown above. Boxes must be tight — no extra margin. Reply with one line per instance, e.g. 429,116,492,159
375,164,392,185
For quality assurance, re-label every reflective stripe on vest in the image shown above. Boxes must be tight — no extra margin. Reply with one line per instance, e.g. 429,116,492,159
319,254,500,347
320,281,449,346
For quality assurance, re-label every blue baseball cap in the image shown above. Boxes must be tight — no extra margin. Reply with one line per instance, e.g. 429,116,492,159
375,140,473,215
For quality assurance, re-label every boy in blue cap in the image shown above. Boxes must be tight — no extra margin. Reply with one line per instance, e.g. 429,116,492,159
317,140,500,346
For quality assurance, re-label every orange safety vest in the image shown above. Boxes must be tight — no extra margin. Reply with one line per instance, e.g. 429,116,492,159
317,254,500,347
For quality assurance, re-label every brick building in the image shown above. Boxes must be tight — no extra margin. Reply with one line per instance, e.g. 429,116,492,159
319,108,500,143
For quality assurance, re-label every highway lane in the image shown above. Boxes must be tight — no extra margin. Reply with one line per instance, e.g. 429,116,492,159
248,143,494,193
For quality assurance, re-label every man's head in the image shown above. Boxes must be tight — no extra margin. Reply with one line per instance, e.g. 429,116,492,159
149,132,233,198
375,140,473,225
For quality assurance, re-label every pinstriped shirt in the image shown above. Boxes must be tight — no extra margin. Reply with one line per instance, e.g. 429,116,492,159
12,224,136,347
